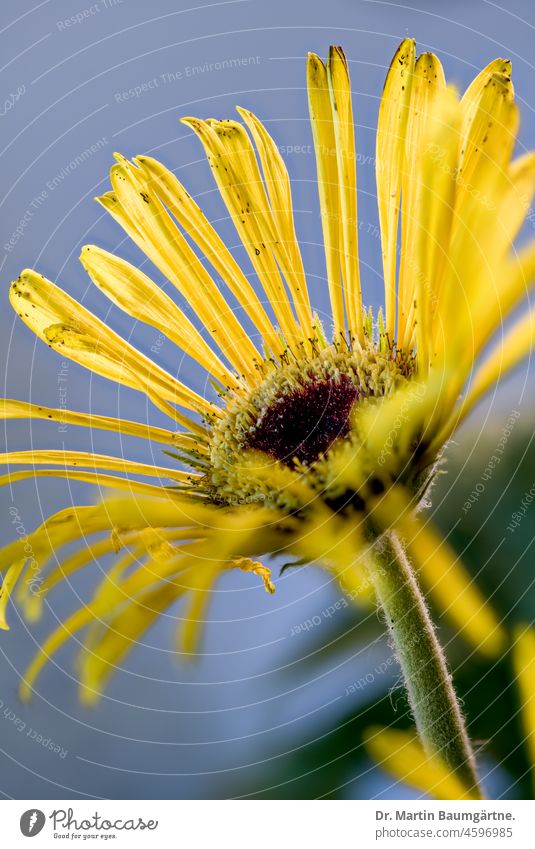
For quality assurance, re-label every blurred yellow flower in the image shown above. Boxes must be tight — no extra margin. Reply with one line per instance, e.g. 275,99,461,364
513,625,535,794
364,726,481,800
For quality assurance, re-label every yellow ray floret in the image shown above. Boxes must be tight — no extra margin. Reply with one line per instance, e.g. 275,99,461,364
0,398,199,451
14,497,280,700
399,51,445,324
326,46,363,342
181,116,303,349
472,239,535,366
307,51,346,339
376,38,415,341
461,307,535,419
133,154,282,359
395,509,506,658
0,449,197,482
364,726,481,799
459,57,513,153
0,469,184,499
100,157,261,381
512,625,535,790
236,106,314,338
10,270,214,433
80,245,242,393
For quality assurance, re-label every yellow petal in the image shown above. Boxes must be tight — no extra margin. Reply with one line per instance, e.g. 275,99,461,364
10,270,212,433
21,587,115,701
452,72,518,273
80,583,179,704
512,625,535,780
466,163,535,362
79,551,177,704
0,468,185,497
307,52,346,339
179,546,277,657
326,46,363,342
0,560,26,629
181,116,302,350
0,449,196,483
19,496,287,697
397,52,446,363
178,565,221,656
233,556,275,594
101,157,261,381
80,245,241,392
133,154,281,359
376,38,416,340
1,505,111,601
364,726,481,799
23,544,151,699
0,398,202,453
498,153,535,255
20,537,179,698
236,106,314,340
201,116,310,338
459,57,513,159
460,306,535,420
458,71,516,189
1,500,154,634
27,527,203,612
414,87,461,366
396,510,506,658
18,537,116,620
441,75,518,369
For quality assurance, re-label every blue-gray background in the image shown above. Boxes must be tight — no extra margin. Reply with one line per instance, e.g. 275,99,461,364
1,0,534,799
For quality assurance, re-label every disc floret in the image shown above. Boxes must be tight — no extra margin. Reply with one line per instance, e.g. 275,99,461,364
208,341,415,508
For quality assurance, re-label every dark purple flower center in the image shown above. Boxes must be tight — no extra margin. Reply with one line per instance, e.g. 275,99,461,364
245,374,360,466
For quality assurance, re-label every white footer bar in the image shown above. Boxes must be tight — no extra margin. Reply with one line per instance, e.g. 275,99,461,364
3,799,534,847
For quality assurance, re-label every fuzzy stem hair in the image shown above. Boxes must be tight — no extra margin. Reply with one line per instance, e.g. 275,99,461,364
370,531,483,796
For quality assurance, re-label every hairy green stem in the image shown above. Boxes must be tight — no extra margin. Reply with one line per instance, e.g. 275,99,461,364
371,531,482,796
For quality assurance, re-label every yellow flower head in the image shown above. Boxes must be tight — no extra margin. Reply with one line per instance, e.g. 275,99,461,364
1,39,533,703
